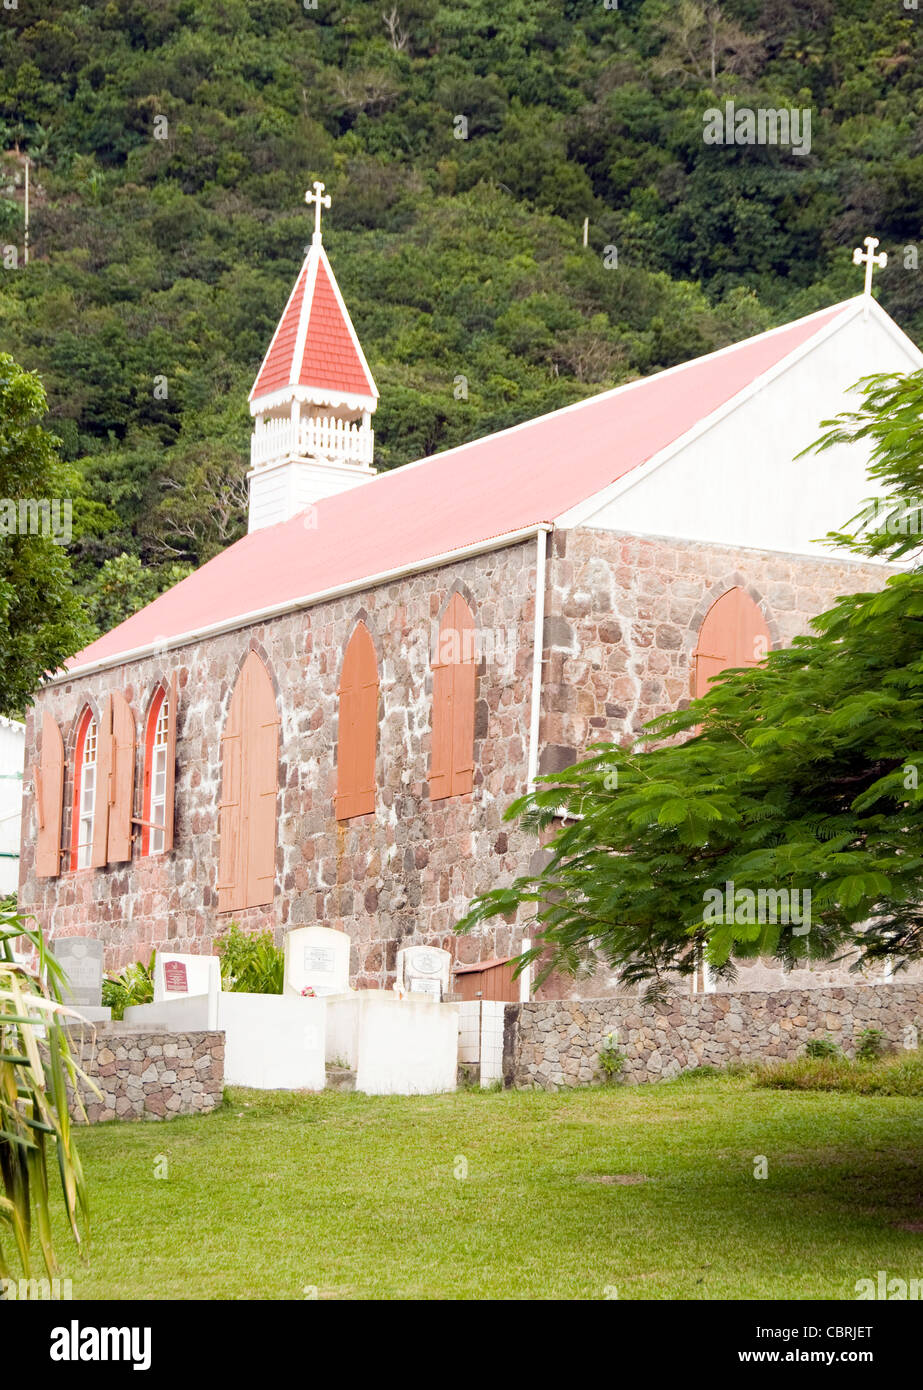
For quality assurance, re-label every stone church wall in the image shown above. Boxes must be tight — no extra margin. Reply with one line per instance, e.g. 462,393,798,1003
533,527,907,998
19,540,541,983
19,523,914,999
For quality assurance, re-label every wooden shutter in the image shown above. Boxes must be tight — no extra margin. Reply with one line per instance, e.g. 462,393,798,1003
431,594,476,801
162,672,178,853
217,669,244,914
107,691,135,863
429,660,454,801
90,697,112,868
693,587,771,700
336,623,378,821
218,653,279,911
246,655,279,907
35,712,64,878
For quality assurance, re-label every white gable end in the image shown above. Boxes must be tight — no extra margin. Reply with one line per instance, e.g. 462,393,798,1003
574,302,922,561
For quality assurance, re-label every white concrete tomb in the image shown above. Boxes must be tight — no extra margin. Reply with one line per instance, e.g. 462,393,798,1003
283,926,351,997
153,952,220,1003
395,945,452,1000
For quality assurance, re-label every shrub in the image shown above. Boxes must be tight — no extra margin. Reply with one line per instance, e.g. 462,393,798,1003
805,1035,841,1059
102,952,155,1020
597,1031,625,1082
217,924,284,994
855,1027,886,1061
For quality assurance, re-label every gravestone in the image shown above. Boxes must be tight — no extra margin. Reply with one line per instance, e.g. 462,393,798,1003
395,945,452,1001
153,952,220,1003
55,937,110,1022
283,926,351,997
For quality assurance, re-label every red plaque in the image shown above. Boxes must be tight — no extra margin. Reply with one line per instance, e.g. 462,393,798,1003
163,960,188,994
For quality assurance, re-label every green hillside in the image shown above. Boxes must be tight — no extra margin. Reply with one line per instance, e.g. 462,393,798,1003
1,0,921,631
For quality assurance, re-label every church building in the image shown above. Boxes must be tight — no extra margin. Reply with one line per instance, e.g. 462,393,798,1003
18,193,923,998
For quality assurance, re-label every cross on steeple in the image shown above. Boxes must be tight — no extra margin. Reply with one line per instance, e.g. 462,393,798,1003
853,235,887,316
306,180,331,244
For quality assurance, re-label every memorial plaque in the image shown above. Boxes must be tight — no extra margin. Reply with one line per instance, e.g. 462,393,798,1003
304,947,335,974
408,978,441,998
284,926,351,997
163,959,189,993
55,938,104,1008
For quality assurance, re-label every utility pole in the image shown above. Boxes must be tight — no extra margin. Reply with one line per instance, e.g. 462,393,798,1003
23,156,29,267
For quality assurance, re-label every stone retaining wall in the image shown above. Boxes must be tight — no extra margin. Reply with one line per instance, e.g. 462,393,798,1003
66,1027,225,1122
503,983,923,1089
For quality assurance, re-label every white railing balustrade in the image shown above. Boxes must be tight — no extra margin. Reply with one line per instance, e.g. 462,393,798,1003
251,415,374,469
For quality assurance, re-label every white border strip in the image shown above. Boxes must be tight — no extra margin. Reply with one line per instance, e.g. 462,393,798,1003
53,525,555,684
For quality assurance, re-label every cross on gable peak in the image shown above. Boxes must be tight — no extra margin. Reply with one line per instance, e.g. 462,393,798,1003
852,235,888,306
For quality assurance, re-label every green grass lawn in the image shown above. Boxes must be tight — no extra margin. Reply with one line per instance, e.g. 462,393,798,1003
44,1072,923,1300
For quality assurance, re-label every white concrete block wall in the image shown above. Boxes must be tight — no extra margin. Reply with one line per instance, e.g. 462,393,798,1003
0,718,24,897
479,1001,506,1087
458,1001,482,1065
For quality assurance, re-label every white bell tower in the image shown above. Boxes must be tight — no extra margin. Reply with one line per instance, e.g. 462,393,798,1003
247,182,379,532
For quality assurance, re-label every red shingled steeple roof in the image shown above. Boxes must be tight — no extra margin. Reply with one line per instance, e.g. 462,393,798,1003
250,243,378,407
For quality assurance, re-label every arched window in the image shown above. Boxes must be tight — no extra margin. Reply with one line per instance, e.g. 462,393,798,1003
336,622,378,821
142,677,177,856
430,593,476,801
693,587,771,700
218,653,280,912
71,708,98,870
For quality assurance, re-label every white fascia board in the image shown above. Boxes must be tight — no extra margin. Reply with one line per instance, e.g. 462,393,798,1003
51,525,554,685
865,294,923,368
249,384,377,417
556,298,870,529
559,298,922,530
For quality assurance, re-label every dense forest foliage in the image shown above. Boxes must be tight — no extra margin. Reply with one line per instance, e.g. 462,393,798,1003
1,0,921,636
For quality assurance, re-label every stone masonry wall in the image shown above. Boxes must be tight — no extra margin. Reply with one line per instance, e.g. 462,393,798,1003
535,527,907,998
20,522,910,1000
21,541,541,984
66,1028,224,1123
504,983,923,1088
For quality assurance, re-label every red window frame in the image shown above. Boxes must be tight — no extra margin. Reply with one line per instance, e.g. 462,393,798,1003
141,686,169,856
70,707,97,871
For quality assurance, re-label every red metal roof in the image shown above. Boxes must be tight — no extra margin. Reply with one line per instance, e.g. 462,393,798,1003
250,246,377,404
68,301,849,673
453,957,515,974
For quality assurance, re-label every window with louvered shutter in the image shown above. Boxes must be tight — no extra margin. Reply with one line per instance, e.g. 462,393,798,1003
336,623,378,821
218,653,279,911
693,587,771,700
34,712,65,879
142,680,177,856
70,708,99,871
430,594,476,801
107,691,135,863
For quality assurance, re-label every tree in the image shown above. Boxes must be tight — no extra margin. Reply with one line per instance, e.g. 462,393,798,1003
0,356,92,715
457,370,923,997
84,552,193,637
649,0,766,88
